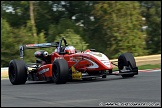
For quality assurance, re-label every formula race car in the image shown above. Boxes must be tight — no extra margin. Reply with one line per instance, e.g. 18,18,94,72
8,37,138,85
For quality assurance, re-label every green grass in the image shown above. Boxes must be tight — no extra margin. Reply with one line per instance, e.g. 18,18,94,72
113,64,161,70
138,64,161,70
1,76,8,79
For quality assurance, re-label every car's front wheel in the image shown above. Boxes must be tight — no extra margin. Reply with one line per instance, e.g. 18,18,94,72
118,52,138,78
52,59,69,84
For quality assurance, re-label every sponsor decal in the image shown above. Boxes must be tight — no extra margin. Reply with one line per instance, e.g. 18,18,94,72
34,51,41,56
101,60,111,67
44,43,51,46
70,56,82,62
71,66,82,79
26,44,35,47
39,68,49,74
36,43,51,46
71,66,77,73
54,57,63,61
26,43,51,47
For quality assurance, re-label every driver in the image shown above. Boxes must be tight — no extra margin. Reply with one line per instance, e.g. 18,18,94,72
64,46,76,54
54,38,76,54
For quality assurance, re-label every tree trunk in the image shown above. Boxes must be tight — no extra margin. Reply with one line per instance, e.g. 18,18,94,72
29,1,37,43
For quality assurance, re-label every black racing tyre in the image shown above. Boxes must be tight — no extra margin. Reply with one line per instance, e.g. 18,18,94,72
52,59,69,84
118,52,138,78
118,52,136,70
8,60,27,85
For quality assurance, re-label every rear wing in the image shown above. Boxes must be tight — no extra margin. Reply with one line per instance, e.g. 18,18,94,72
19,42,58,59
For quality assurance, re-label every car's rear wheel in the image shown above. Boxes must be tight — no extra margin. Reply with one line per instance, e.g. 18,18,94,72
52,59,69,84
8,60,27,85
118,52,138,78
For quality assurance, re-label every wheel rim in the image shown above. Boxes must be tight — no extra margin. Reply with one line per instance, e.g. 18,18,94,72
9,63,16,82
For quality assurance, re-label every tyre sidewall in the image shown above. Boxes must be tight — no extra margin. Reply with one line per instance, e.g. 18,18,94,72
118,52,136,70
8,60,27,85
52,59,69,84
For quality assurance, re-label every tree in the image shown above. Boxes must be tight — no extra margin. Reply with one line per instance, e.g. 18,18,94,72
34,1,61,36
54,29,88,51
48,18,84,42
29,1,37,43
1,1,30,28
92,1,147,58
139,1,161,54
14,21,36,63
1,18,17,67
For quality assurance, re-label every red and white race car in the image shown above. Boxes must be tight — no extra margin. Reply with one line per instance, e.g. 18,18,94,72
8,37,138,85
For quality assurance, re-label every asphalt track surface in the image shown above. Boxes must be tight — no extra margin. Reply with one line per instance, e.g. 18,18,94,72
1,70,161,107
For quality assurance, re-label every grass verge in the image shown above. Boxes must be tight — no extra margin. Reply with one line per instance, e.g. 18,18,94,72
138,64,161,70
112,64,161,71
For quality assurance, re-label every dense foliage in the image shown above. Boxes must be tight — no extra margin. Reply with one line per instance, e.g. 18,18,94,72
1,1,161,67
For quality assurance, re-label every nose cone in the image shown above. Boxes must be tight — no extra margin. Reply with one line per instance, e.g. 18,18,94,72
84,51,113,70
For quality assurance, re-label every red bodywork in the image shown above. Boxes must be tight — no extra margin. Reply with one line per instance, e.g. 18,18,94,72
36,51,113,80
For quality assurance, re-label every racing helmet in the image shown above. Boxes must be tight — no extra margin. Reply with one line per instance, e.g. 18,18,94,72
64,46,76,54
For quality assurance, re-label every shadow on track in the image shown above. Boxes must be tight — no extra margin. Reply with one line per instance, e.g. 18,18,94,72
26,76,137,85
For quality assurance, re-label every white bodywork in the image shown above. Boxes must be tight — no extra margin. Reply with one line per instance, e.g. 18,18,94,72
85,51,111,68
